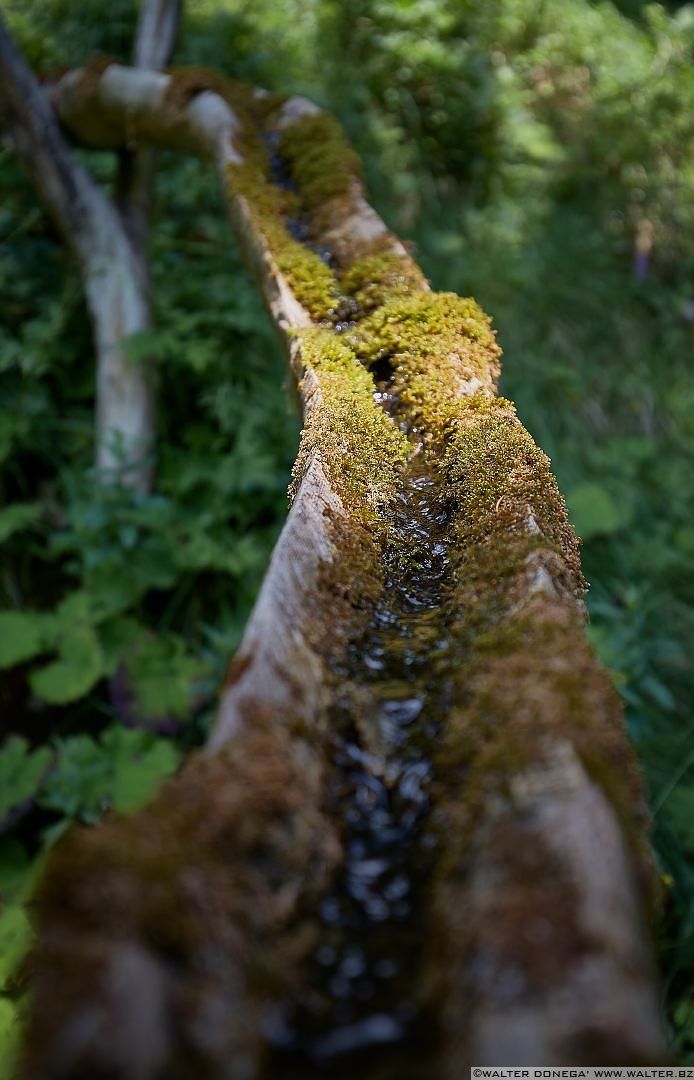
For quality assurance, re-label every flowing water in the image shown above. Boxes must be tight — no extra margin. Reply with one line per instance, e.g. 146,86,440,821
262,140,457,1074
270,385,456,1078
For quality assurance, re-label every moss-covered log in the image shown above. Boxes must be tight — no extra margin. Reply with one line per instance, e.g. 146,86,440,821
13,58,668,1076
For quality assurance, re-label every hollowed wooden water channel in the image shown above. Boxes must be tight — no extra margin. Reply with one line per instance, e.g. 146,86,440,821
270,393,458,1077
261,135,465,1076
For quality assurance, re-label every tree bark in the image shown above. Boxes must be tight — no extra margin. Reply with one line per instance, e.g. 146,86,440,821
116,0,182,284
10,58,669,1075
0,18,154,492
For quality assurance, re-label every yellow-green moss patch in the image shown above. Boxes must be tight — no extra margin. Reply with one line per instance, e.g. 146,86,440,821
278,114,362,212
445,395,582,584
292,329,408,528
340,252,428,313
22,712,339,1076
348,292,501,441
227,162,340,321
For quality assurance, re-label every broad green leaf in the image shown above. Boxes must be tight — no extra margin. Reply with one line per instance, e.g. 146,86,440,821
98,616,143,676
0,903,32,984
38,734,111,822
0,895,34,1079
566,482,627,540
0,612,46,669
103,728,180,813
126,634,204,720
53,591,92,624
0,737,52,824
29,625,103,705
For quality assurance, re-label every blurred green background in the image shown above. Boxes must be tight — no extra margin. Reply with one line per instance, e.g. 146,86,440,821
1,0,694,1065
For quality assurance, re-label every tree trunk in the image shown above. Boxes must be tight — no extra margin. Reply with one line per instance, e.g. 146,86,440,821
0,19,154,492
8,57,668,1076
116,0,182,285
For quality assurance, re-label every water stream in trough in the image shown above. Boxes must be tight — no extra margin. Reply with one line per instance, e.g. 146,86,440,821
270,384,457,1078
262,134,458,1075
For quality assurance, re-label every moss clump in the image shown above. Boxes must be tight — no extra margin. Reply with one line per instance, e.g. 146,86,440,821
348,292,501,442
275,243,338,322
22,713,339,1077
424,391,656,906
340,252,428,313
351,292,498,365
228,163,341,321
433,597,656,909
278,114,362,212
445,395,583,585
292,329,408,528
158,75,342,323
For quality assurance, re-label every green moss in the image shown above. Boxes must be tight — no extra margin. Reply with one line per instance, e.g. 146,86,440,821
214,80,653,909
164,67,285,130
444,395,583,584
217,91,418,321
432,598,655,901
163,76,361,316
292,329,408,527
351,292,497,362
422,388,655,897
278,114,362,212
22,719,340,1076
348,292,501,441
227,163,340,321
340,252,428,313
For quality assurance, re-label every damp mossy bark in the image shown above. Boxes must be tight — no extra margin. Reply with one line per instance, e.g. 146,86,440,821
21,716,340,1079
242,87,662,1052
23,58,668,1076
291,330,408,524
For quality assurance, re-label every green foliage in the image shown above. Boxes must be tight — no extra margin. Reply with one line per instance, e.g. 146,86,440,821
566,482,628,540
0,145,297,729
29,616,103,707
0,613,46,669
0,22,299,1067
40,727,180,822
0,901,31,1078
0,504,41,544
125,633,205,719
0,738,52,824
1,0,137,67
